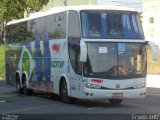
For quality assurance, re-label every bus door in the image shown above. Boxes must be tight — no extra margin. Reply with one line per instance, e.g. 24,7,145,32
67,10,82,96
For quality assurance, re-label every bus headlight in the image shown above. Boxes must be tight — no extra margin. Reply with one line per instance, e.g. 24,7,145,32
84,83,102,89
137,83,146,88
133,83,146,89
128,83,146,89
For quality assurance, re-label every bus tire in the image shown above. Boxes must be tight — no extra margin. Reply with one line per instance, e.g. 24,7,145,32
60,79,75,104
15,74,23,94
108,99,123,105
22,75,33,96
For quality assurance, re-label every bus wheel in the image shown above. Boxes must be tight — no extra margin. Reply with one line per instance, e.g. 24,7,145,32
60,80,75,104
108,99,123,105
22,76,33,96
15,75,23,94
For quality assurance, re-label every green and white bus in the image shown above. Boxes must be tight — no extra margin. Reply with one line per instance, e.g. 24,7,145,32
4,5,158,104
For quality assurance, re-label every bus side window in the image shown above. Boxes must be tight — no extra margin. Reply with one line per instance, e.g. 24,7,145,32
46,12,66,39
68,10,81,38
33,18,45,40
68,10,81,75
17,22,28,42
68,38,81,74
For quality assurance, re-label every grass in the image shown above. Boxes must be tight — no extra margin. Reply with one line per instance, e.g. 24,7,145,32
147,46,160,74
0,45,5,79
0,45,159,80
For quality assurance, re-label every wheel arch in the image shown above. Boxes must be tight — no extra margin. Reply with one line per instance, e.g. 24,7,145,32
21,71,29,88
59,74,71,96
15,70,22,86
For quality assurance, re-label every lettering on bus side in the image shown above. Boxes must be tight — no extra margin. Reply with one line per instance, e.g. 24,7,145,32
51,61,64,68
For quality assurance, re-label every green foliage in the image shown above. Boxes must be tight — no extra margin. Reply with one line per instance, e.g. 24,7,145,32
1,0,26,21
0,0,49,44
147,47,160,74
0,45,5,79
26,0,49,13
0,0,49,22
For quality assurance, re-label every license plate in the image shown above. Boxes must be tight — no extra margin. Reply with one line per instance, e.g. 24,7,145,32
112,93,123,98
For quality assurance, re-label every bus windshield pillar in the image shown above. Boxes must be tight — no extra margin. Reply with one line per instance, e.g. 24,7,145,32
80,40,87,62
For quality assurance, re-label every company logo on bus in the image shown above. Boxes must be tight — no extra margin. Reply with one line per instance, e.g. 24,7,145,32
91,79,103,84
116,84,120,89
52,44,60,53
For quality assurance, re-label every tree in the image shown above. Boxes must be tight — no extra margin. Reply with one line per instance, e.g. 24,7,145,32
0,0,49,22
0,0,49,43
26,0,49,13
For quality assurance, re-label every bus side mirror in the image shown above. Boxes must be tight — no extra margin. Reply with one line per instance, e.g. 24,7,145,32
80,40,87,62
147,41,159,61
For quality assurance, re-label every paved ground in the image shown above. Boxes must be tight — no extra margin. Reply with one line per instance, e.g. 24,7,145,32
0,75,159,120
0,81,15,93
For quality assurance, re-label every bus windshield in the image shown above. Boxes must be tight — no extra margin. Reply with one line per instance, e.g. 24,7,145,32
81,11,144,39
84,43,147,79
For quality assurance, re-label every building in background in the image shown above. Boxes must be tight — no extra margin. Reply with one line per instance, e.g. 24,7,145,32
43,0,143,12
97,0,143,13
143,1,160,47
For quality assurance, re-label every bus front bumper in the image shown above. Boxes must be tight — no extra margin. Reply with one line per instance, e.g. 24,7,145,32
81,88,146,100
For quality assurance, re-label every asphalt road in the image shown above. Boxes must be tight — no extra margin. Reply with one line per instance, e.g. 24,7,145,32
0,77,160,120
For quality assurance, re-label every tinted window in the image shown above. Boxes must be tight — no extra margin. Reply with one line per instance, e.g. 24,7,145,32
81,11,144,39
46,12,66,39
8,22,28,43
68,11,81,74
68,10,81,38
84,43,146,79
68,38,81,74
29,17,45,40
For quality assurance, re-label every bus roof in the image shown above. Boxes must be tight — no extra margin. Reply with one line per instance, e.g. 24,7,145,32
7,5,136,25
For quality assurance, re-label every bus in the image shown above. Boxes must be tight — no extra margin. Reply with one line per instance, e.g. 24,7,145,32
4,5,159,105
